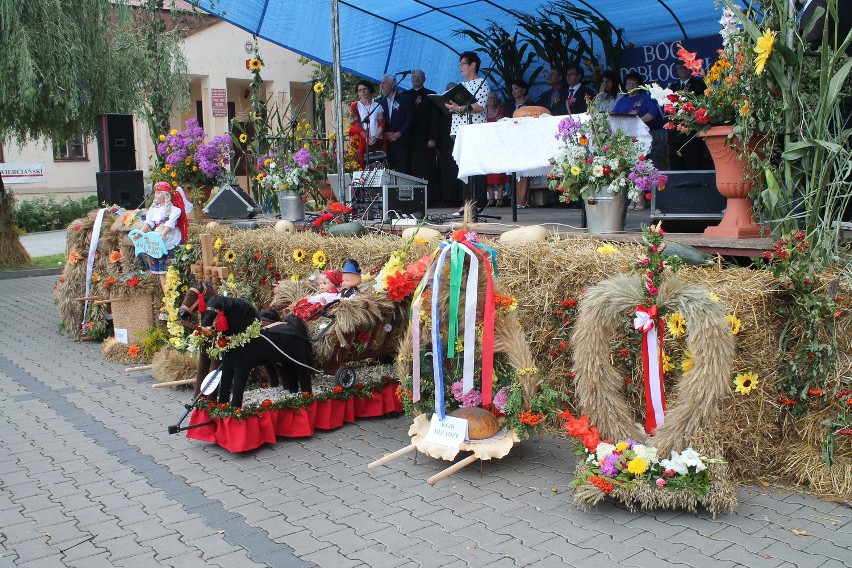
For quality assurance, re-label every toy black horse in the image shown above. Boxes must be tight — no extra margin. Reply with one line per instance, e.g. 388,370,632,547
179,279,218,396
200,295,314,408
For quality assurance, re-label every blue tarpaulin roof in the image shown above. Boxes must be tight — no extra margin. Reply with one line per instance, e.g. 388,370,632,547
195,0,724,89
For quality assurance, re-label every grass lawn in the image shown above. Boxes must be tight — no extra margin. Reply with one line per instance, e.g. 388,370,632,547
0,253,65,272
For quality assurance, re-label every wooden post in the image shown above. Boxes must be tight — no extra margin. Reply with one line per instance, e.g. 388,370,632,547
152,378,196,388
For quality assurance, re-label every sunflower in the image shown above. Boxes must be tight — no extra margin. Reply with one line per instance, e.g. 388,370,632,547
313,81,325,94
239,133,248,143
248,58,262,71
312,250,328,268
290,274,300,282
213,237,224,250
681,350,693,373
596,244,619,255
753,29,776,76
223,250,237,263
734,371,759,395
725,314,742,335
662,353,673,373
708,291,720,302
666,312,686,338
293,248,306,262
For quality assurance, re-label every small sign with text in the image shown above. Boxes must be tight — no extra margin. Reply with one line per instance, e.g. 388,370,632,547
424,414,468,449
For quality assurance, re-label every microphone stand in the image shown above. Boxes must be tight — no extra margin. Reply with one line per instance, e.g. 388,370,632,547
462,70,501,222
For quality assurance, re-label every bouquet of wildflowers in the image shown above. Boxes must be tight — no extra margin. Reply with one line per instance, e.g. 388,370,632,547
560,409,722,507
548,109,666,203
154,118,231,190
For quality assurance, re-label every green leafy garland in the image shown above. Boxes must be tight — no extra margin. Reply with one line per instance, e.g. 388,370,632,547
192,319,263,359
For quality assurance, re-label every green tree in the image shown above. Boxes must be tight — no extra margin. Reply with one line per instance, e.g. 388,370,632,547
0,0,188,265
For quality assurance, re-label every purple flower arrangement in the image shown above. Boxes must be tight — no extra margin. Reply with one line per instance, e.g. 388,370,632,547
155,119,232,188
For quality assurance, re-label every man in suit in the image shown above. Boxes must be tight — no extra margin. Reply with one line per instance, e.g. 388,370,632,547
667,64,709,170
378,74,413,173
406,69,441,203
536,67,570,116
564,64,594,114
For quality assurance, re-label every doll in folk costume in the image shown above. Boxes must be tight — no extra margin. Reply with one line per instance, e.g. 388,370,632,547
140,181,192,289
291,270,342,320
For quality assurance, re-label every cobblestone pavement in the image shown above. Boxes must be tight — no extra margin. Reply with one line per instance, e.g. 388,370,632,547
1,275,850,568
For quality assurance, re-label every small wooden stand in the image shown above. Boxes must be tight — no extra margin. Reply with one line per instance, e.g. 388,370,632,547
190,234,231,285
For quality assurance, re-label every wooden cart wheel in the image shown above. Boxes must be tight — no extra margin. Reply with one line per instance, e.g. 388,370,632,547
334,366,357,389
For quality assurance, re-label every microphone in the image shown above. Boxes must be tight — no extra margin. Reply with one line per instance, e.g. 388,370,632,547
395,70,413,78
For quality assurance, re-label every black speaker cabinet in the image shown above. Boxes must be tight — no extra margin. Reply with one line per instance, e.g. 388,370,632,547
95,170,145,210
203,184,257,219
95,114,136,171
651,170,726,232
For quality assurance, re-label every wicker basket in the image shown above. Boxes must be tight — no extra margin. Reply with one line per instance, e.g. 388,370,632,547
110,292,157,345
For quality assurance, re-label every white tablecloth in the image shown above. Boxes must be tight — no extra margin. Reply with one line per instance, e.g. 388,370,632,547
452,114,652,182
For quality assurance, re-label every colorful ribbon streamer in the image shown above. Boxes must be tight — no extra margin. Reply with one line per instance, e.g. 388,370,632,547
633,304,666,435
82,208,107,326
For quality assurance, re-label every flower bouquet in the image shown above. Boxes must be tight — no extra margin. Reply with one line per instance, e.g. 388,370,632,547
560,410,737,516
256,120,337,209
153,118,232,206
548,110,667,204
648,6,785,152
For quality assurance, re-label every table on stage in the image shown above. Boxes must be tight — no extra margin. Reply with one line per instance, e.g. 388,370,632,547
452,114,651,221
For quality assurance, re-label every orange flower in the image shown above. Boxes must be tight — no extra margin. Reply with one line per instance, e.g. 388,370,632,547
109,250,122,263
333,385,344,394
127,344,141,358
67,250,82,264
302,391,311,398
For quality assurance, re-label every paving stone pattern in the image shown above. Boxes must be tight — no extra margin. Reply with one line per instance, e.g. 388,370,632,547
0,276,850,567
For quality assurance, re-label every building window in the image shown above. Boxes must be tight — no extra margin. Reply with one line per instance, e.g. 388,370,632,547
54,136,88,161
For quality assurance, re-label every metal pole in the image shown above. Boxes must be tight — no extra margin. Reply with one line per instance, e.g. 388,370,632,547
331,0,346,202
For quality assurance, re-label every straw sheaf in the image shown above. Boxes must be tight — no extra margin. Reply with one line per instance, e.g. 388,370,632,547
58,210,121,340
102,337,151,365
151,347,198,384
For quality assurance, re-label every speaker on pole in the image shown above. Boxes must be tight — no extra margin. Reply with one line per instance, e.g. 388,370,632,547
95,114,137,171
95,170,145,210
203,184,258,219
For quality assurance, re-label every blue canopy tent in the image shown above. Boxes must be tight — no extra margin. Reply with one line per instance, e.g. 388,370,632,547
194,0,725,89
193,0,728,197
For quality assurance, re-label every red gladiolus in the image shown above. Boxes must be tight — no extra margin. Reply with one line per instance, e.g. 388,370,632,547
694,108,710,124
682,102,695,113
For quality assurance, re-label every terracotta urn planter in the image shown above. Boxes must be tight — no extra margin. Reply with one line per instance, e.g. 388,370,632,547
698,125,764,239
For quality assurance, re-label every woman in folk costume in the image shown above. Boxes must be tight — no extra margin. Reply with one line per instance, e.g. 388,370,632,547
140,181,192,287
348,79,384,168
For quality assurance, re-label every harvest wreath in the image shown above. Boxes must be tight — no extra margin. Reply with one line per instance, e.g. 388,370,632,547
568,224,738,513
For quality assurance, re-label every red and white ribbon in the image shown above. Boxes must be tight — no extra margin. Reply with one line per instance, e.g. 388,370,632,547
633,305,666,434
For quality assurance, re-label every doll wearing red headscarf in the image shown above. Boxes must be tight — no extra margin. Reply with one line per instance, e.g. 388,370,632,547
141,182,191,283
292,270,342,320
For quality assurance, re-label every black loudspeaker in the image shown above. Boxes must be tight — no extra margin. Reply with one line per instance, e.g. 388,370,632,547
95,114,136,171
651,170,726,232
203,184,257,219
96,170,145,210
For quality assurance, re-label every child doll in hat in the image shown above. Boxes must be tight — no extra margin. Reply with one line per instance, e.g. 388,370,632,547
292,270,343,320
139,182,192,289
340,258,362,299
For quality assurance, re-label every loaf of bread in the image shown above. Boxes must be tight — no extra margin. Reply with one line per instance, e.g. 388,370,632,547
512,105,550,118
449,406,500,439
